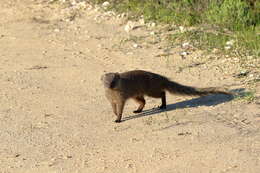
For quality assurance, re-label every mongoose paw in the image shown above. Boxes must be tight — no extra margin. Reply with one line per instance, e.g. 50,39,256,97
114,119,121,123
159,105,166,109
133,110,142,113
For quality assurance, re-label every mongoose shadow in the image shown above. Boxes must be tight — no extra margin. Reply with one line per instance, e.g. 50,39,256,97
123,88,243,122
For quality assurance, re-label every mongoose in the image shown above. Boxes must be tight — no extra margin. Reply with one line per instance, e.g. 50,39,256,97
101,70,232,123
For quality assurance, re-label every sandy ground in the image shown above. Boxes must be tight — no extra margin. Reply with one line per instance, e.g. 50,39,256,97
0,0,259,173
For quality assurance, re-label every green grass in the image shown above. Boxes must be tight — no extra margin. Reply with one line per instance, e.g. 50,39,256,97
235,90,256,103
169,30,231,51
89,0,260,57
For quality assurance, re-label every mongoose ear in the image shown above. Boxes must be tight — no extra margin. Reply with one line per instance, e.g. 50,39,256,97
109,73,120,88
102,72,120,88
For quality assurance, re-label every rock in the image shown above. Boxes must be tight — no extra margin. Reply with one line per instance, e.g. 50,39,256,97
179,26,185,33
147,22,156,27
182,42,189,48
124,21,134,32
212,48,219,53
102,1,110,8
226,40,235,46
77,2,87,9
133,43,139,48
54,28,60,32
180,51,189,56
233,70,249,78
139,18,145,25
224,45,231,50
150,31,155,35
117,13,126,18
67,155,72,159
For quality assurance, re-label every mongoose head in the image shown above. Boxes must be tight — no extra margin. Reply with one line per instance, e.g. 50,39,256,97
101,72,120,89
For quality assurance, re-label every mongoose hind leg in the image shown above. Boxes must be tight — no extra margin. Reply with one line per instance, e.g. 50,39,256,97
133,96,146,113
159,91,166,109
148,91,167,109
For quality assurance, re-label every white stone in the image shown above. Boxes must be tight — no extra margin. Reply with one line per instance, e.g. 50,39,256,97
226,40,235,46
180,51,188,56
182,42,189,47
139,18,145,25
124,21,135,32
179,26,185,32
54,28,60,32
224,46,231,50
133,44,139,48
102,1,110,8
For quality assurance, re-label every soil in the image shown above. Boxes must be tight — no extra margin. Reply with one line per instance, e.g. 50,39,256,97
0,0,259,173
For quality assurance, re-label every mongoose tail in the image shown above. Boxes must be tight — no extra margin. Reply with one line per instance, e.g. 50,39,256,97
165,80,233,96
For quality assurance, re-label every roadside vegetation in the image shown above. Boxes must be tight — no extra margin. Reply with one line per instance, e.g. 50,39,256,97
90,0,260,57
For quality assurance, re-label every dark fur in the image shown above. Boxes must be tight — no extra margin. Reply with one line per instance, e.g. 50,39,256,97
101,70,232,123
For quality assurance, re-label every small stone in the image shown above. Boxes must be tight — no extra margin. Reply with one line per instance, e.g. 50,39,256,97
54,28,60,32
71,0,76,5
133,44,139,48
67,155,72,159
102,1,110,8
150,22,156,27
139,18,145,25
182,42,189,48
179,26,185,33
126,163,134,168
44,113,52,117
224,46,231,50
180,51,189,56
124,21,134,32
226,40,235,46
212,48,218,53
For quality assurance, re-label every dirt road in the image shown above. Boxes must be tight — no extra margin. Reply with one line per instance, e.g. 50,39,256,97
0,1,259,172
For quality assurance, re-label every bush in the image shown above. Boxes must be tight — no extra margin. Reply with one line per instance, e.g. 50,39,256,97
90,0,260,56
206,0,258,31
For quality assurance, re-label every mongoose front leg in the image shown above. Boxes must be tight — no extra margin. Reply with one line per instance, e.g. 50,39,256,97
111,102,117,115
159,92,166,109
133,96,146,113
115,101,125,123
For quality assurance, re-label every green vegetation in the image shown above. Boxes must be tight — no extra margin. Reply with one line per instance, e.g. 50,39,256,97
235,90,256,103
90,0,260,57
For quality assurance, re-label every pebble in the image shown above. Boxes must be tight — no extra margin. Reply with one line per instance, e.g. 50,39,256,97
124,21,135,32
54,28,60,32
139,18,145,25
180,51,189,56
133,43,139,48
182,42,189,48
224,46,231,50
179,26,185,33
226,40,235,46
102,1,110,8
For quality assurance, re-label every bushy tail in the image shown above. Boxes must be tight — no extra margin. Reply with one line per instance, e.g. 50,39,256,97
165,80,232,96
